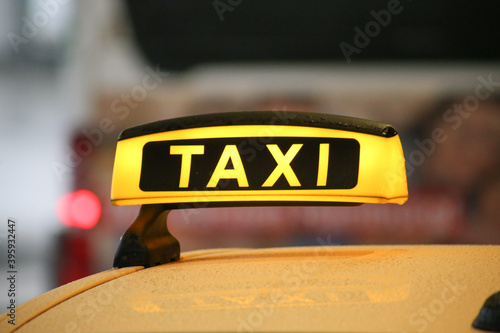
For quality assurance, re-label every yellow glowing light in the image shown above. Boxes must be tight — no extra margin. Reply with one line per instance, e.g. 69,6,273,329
111,124,408,206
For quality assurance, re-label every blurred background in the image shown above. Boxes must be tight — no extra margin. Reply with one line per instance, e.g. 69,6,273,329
1,0,500,307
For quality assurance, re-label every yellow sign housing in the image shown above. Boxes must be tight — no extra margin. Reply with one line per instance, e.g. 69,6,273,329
111,111,408,207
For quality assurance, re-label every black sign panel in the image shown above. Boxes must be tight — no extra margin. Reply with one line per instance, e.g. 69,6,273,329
140,137,359,191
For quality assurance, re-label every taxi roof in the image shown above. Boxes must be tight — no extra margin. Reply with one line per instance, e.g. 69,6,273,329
2,245,499,332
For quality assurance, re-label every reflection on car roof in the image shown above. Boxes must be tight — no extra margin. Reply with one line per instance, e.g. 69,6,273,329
3,245,499,333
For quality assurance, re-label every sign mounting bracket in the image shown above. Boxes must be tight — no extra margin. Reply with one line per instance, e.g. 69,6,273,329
113,204,180,268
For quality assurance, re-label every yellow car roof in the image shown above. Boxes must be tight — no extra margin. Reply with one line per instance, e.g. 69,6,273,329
2,245,499,332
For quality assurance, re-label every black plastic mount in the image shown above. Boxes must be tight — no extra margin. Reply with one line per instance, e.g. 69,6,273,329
113,204,180,268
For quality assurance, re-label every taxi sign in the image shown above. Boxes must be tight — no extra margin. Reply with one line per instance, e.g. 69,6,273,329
111,111,408,268
111,111,408,207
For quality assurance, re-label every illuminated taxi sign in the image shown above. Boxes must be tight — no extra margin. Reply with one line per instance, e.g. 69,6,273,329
111,111,408,207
